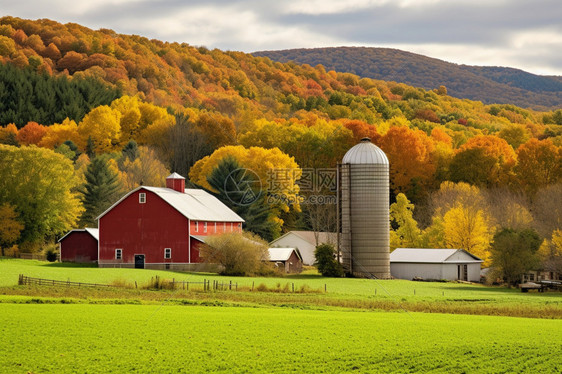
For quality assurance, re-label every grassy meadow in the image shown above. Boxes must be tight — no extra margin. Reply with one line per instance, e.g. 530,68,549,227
1,258,562,373
1,259,561,317
1,303,561,373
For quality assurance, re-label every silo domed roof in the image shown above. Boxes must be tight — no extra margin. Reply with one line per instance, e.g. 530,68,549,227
342,138,388,165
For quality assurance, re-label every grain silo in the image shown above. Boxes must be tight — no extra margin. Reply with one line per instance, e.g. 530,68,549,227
338,137,390,278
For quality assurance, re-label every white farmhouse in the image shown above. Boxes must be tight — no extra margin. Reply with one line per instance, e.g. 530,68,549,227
390,248,483,282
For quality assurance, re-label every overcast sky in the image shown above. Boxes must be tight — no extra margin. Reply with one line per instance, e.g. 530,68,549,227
3,0,561,75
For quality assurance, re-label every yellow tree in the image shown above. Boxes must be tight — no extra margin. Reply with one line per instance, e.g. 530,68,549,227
515,138,562,196
78,105,121,154
0,145,83,250
189,145,301,213
0,124,18,145
110,95,142,143
38,118,80,149
538,231,562,274
389,193,420,250
0,203,24,256
443,202,492,265
120,146,170,190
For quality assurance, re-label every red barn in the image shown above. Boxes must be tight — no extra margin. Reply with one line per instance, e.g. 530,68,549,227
96,173,244,270
58,228,99,263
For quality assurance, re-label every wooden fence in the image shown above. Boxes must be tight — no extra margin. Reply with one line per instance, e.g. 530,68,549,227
18,274,326,293
171,279,238,291
18,274,114,288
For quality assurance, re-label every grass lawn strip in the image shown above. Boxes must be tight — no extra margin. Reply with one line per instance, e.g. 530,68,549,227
1,303,561,373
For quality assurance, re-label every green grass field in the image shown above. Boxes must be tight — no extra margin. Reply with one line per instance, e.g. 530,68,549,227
1,258,562,372
1,303,561,373
2,258,561,314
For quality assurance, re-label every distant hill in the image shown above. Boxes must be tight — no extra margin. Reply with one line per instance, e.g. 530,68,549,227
253,47,562,110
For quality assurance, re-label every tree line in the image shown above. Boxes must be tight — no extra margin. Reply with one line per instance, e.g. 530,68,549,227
0,62,120,127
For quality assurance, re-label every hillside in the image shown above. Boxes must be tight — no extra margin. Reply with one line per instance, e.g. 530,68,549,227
253,47,562,110
0,17,561,266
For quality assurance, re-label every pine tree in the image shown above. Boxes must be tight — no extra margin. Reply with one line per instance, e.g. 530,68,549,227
206,156,281,241
122,140,139,162
80,156,122,227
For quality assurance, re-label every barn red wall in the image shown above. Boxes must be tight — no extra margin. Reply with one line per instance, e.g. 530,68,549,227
60,232,98,262
99,189,192,265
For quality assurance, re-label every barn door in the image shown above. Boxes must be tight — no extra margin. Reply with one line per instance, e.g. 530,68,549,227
134,255,145,269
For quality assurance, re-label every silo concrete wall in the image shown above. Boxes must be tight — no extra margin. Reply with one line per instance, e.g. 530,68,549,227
340,163,390,278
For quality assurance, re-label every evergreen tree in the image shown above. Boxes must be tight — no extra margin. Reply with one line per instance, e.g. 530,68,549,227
490,228,542,285
80,156,122,227
122,140,139,162
85,136,96,159
206,156,281,241
314,244,343,277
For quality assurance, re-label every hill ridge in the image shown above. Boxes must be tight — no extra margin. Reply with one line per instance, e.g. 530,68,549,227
252,46,562,109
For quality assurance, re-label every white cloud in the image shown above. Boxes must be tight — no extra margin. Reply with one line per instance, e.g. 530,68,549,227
1,0,561,75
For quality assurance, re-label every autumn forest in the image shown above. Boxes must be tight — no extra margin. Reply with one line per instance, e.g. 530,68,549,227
0,16,561,276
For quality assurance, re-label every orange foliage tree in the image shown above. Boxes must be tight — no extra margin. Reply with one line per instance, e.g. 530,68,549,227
450,135,517,187
342,120,380,144
378,126,436,200
515,138,562,196
16,122,47,145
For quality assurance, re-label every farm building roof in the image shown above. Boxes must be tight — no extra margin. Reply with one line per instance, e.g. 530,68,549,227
96,186,244,223
390,248,483,263
268,248,302,262
58,228,99,242
272,231,337,246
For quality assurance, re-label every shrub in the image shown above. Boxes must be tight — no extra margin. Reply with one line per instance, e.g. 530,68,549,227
200,231,269,276
314,244,343,277
45,249,58,262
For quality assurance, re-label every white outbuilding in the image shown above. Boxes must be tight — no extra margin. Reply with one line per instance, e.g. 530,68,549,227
390,248,483,282
269,231,337,266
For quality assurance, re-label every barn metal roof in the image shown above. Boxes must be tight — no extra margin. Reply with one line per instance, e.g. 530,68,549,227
97,186,244,223
268,247,302,262
390,248,483,263
58,228,99,242
342,138,389,165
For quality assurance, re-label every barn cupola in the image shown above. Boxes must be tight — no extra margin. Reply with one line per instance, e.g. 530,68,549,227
166,173,185,193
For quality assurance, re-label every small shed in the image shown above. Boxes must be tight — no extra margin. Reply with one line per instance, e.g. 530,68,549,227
269,231,336,266
59,228,99,263
268,248,303,274
390,248,483,282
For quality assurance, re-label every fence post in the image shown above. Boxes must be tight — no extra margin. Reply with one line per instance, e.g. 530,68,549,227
324,284,326,293
236,283,238,291
292,283,294,293
229,280,232,290
252,281,254,291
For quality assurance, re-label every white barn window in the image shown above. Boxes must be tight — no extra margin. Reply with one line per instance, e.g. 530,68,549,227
139,193,146,204
164,248,172,259
194,221,198,232
204,222,207,233
115,249,122,260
